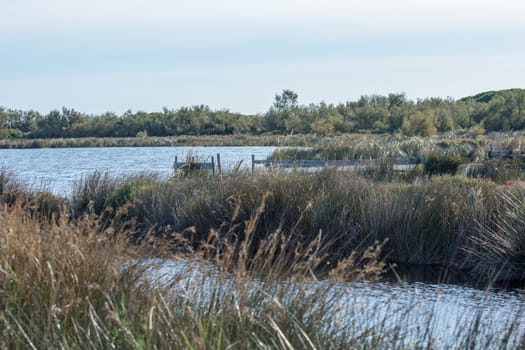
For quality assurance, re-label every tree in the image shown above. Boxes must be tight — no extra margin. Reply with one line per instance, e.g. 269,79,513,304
273,89,298,110
387,92,407,108
264,90,301,134
434,109,454,132
402,111,437,136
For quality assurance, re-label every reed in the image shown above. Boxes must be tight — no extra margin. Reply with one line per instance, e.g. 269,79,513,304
67,167,525,286
0,178,387,349
1,171,524,349
0,134,322,149
268,134,488,161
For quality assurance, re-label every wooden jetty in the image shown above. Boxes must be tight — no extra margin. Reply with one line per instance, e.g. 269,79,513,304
173,155,221,176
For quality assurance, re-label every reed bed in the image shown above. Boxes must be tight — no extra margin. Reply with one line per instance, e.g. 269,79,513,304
2,131,525,151
0,134,320,149
66,167,525,287
1,181,524,349
1,167,525,349
268,133,525,182
268,134,488,161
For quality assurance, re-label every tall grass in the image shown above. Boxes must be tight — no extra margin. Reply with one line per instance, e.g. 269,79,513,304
68,168,525,286
0,134,321,149
0,196,142,348
268,134,488,161
0,179,391,349
1,169,525,348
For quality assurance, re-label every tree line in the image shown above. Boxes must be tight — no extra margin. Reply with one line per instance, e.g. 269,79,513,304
1,88,524,139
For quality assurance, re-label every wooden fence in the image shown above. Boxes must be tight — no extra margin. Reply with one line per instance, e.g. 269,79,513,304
172,145,524,176
488,144,525,159
251,155,426,172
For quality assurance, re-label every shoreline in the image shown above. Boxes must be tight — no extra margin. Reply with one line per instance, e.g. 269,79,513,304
0,134,322,149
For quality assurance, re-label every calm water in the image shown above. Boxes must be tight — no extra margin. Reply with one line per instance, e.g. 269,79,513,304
149,259,525,349
0,146,278,195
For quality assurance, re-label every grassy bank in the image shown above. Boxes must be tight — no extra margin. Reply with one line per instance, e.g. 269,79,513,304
268,132,525,161
268,133,525,182
1,131,525,150
1,173,524,349
0,134,321,149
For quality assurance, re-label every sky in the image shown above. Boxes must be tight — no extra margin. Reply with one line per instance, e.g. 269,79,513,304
1,0,524,115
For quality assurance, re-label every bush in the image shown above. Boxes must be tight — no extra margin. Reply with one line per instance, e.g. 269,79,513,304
424,154,465,175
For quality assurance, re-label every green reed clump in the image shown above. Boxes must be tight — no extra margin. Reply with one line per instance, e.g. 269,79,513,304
0,167,25,202
71,168,525,284
71,171,119,216
464,187,525,282
424,153,466,175
71,172,160,217
0,168,66,223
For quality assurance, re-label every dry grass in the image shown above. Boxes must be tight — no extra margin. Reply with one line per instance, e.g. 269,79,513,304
0,197,139,348
0,183,390,349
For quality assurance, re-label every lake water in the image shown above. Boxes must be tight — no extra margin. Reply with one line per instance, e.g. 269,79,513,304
2,146,525,348
0,146,278,195
148,259,525,349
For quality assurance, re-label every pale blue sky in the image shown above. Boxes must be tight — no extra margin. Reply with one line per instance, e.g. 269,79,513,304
1,0,524,115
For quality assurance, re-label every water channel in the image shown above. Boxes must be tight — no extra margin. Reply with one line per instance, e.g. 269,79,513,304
149,258,525,349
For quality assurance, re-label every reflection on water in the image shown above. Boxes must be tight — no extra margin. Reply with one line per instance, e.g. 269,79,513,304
143,258,525,350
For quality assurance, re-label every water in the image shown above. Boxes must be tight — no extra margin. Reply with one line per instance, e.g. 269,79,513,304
147,259,525,349
0,146,278,195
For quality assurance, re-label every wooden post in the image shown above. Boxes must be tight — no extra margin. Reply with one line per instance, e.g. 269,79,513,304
216,154,222,174
252,154,255,173
174,156,178,169
211,156,215,176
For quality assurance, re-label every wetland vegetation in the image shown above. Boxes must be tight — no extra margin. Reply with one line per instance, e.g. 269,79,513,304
2,164,525,349
2,88,525,348
1,88,525,146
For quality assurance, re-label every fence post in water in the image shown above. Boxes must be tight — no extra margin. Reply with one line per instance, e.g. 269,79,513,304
174,156,178,170
211,156,215,176
217,154,222,174
252,154,255,173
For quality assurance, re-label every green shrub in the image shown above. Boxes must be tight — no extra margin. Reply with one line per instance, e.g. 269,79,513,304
424,154,465,175
71,171,118,216
105,175,157,211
